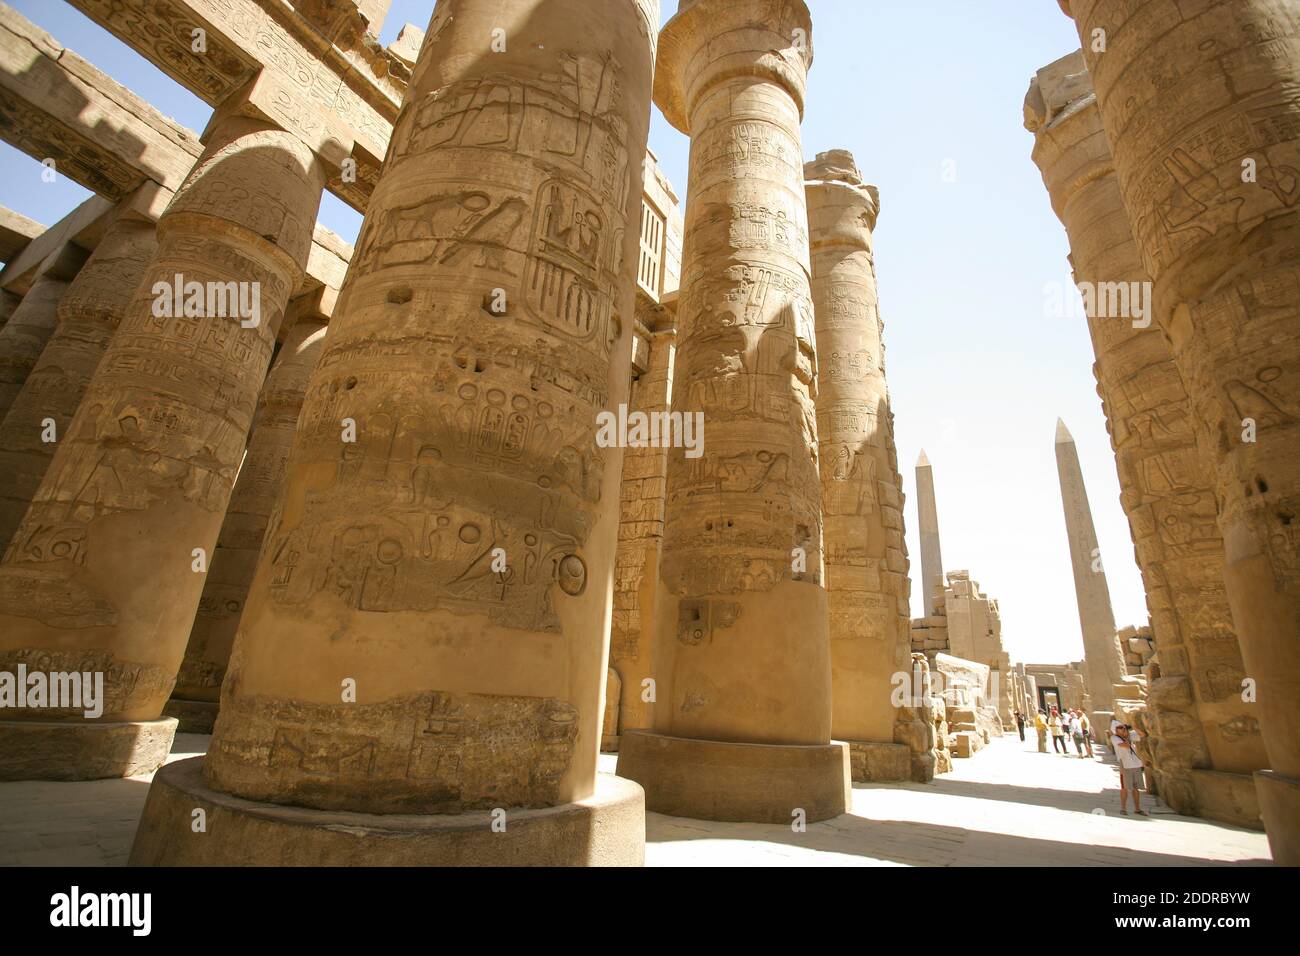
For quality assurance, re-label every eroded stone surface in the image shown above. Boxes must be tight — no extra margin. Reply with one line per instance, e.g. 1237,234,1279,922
1062,0,1300,860
202,0,658,815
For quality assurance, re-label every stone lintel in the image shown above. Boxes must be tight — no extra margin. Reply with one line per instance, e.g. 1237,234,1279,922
0,206,43,264
0,6,203,199
65,0,402,210
0,195,111,294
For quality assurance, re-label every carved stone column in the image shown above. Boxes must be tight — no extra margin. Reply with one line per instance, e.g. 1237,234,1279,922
609,311,675,743
616,0,850,824
0,114,326,780
0,246,85,421
804,150,914,782
1061,0,1300,862
0,206,159,555
1026,52,1267,828
166,301,329,733
131,0,658,866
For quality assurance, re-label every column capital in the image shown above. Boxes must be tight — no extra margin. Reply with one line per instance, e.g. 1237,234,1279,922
805,149,880,243
654,0,813,133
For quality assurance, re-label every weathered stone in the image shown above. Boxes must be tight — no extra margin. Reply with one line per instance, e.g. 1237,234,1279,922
805,149,914,771
0,207,159,554
132,0,661,870
0,112,327,775
167,305,330,732
616,0,849,823
1062,0,1300,862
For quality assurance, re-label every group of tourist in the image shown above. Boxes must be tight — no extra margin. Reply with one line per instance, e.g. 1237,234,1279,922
1012,707,1149,816
1015,706,1092,757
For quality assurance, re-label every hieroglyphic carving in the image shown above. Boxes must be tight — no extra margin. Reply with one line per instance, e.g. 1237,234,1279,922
202,0,656,813
1026,51,1267,794
206,690,579,813
806,150,913,749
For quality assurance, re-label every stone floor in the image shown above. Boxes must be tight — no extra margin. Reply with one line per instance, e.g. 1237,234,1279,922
0,732,1271,866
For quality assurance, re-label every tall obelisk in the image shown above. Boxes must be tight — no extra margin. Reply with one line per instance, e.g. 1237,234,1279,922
915,450,945,616
1054,419,1125,712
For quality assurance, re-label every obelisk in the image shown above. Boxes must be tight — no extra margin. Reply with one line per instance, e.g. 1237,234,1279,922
915,449,945,616
1059,0,1300,864
1054,418,1125,714
130,0,658,866
615,0,851,824
805,149,914,782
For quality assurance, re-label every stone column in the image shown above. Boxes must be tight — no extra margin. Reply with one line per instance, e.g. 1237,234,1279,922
1025,52,1267,823
1054,418,1127,714
804,149,914,783
0,114,326,780
131,0,658,866
0,246,86,421
915,449,945,616
610,311,675,742
0,289,21,327
166,301,329,733
1061,0,1300,861
616,0,850,824
0,209,158,555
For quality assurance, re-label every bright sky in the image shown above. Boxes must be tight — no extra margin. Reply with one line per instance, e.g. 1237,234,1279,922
0,0,1148,667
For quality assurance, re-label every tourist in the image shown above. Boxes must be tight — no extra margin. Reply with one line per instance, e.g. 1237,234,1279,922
1069,710,1086,755
1079,711,1094,757
1111,723,1148,816
1035,709,1048,752
1015,710,1026,741
1049,707,1068,753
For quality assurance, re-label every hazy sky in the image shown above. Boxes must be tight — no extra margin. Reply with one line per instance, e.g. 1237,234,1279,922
0,0,1149,667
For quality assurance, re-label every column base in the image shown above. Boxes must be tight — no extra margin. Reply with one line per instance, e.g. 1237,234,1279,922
845,740,911,782
162,697,218,735
616,729,850,823
1190,769,1263,830
0,717,177,780
129,757,646,866
1255,769,1300,865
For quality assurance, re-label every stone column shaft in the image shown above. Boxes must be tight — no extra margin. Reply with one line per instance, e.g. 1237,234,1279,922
1025,54,1267,815
610,317,675,740
0,213,158,555
0,114,326,780
0,247,84,421
616,0,850,825
191,0,658,828
805,149,913,780
168,306,328,732
1062,0,1300,861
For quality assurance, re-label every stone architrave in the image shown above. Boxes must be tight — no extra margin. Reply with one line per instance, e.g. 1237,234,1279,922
0,200,160,555
1059,0,1300,862
166,302,330,733
1025,52,1267,821
1054,418,1127,713
804,149,914,782
615,0,851,825
0,113,327,780
915,449,945,615
130,0,658,866
0,245,86,422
